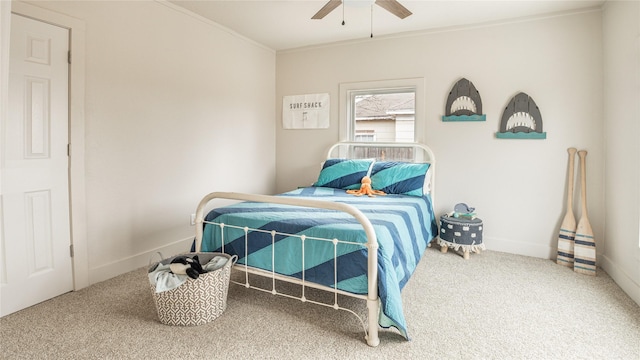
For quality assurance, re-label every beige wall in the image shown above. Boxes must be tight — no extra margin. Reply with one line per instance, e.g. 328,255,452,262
17,0,276,284
277,10,605,261
602,0,640,305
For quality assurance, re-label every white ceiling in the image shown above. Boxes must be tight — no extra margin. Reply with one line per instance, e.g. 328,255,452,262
168,0,605,51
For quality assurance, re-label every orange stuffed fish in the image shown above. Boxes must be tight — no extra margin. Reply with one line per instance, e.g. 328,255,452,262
346,176,386,197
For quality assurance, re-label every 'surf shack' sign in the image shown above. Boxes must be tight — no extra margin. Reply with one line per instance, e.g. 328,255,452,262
288,101,323,110
282,93,330,129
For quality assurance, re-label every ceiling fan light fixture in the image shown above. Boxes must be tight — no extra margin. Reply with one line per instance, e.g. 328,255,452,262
345,0,375,7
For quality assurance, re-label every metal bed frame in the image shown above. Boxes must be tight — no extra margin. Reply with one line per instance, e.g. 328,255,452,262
193,142,435,347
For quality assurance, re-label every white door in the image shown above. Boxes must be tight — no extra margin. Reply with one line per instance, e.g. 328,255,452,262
1,14,73,316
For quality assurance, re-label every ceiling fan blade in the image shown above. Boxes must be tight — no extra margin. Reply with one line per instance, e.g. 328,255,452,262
375,0,412,19
311,0,343,19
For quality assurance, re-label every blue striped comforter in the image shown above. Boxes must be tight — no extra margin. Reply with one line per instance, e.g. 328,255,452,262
200,186,437,339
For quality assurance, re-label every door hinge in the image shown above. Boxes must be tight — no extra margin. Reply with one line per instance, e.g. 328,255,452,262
69,244,74,258
67,50,71,64
67,143,71,156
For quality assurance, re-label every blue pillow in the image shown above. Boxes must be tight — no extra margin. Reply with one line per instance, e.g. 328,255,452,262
370,161,430,196
313,158,374,190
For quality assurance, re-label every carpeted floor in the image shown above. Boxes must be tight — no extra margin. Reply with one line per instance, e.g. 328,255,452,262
1,248,639,359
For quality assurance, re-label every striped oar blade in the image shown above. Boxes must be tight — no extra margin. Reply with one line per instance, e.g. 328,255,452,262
557,148,577,267
574,222,596,275
574,150,596,276
557,225,576,266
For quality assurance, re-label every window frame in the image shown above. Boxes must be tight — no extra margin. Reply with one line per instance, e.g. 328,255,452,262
339,78,425,143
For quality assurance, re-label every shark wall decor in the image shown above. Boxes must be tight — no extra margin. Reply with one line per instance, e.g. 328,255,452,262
442,78,486,122
496,92,546,139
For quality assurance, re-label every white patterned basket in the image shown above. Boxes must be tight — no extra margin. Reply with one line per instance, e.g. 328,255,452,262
148,252,235,326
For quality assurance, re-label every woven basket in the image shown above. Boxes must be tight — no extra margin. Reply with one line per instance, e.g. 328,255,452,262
148,252,235,326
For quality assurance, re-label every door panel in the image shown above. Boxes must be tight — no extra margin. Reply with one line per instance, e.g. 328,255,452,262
1,14,72,316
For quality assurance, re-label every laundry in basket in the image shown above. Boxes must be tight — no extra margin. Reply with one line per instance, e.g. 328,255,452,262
148,252,236,326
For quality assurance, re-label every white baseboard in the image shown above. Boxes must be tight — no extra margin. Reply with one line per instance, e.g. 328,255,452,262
484,236,610,264
87,235,640,308
487,236,640,307
600,254,640,307
88,237,194,285
484,236,555,259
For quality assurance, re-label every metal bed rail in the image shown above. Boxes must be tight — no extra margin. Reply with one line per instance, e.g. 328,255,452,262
194,191,381,347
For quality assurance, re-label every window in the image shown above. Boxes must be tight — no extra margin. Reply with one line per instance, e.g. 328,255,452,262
339,78,425,161
352,90,415,143
340,78,424,143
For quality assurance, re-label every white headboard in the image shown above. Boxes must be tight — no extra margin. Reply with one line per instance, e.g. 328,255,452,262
325,142,436,199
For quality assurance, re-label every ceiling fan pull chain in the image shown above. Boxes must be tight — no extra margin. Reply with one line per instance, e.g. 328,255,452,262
342,2,345,25
370,4,373,38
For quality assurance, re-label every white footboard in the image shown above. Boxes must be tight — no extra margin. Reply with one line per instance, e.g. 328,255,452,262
194,192,381,347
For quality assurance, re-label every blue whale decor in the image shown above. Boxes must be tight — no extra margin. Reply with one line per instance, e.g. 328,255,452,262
497,92,547,139
442,78,486,122
452,203,476,219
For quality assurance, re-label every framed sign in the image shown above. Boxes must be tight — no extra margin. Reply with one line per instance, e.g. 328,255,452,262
282,93,330,129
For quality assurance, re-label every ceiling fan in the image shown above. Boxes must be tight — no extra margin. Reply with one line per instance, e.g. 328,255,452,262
312,0,412,20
